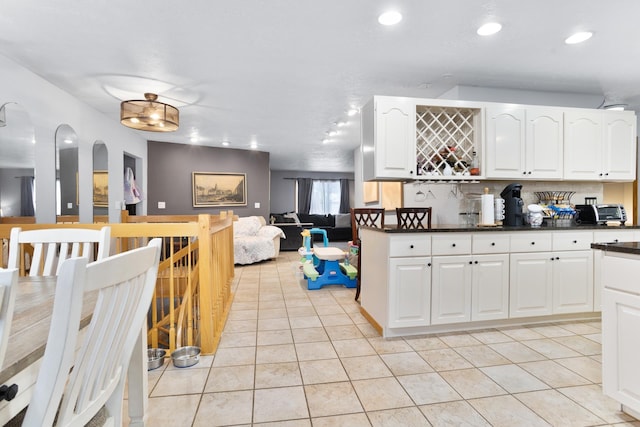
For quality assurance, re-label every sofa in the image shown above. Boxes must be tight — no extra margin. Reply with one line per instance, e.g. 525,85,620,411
233,216,285,264
269,212,352,251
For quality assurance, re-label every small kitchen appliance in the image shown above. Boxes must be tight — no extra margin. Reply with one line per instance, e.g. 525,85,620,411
500,183,524,226
575,204,627,225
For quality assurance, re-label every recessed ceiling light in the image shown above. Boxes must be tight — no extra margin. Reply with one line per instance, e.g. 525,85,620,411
190,136,198,143
337,121,347,127
222,141,230,146
477,22,502,36
250,142,258,149
322,138,329,144
347,108,358,116
64,139,73,144
565,31,593,44
328,130,338,137
378,10,402,26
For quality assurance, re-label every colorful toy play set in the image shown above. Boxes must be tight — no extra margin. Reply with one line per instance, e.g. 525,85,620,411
298,228,357,290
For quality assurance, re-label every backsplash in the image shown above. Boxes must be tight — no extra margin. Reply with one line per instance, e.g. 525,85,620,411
401,180,605,226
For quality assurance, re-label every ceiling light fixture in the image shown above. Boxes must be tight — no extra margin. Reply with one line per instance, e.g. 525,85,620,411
347,108,358,116
378,10,402,26
477,22,502,36
120,93,179,132
603,103,627,111
222,141,230,146
565,31,593,44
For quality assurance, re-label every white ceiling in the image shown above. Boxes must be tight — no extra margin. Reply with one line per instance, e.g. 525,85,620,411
1,1,639,172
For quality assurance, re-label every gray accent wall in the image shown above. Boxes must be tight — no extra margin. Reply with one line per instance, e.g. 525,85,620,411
147,141,270,218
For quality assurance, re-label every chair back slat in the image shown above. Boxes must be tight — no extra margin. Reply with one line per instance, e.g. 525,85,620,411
0,268,18,370
396,207,432,229
8,227,111,277
23,238,161,427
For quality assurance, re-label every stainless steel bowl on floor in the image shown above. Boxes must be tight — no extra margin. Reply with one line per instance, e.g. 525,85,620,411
147,348,166,371
171,346,201,368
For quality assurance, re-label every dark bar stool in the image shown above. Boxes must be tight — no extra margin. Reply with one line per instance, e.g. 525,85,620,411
396,207,432,229
351,208,385,301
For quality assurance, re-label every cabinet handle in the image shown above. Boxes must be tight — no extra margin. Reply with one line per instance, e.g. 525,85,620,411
556,256,560,260
452,243,456,247
527,171,532,175
491,242,495,246
550,257,554,261
522,171,527,175
615,239,619,243
573,240,577,243
0,384,18,401
605,172,609,176
474,261,478,264
599,173,603,176
531,242,535,245
469,261,473,264
427,263,431,267
410,244,414,249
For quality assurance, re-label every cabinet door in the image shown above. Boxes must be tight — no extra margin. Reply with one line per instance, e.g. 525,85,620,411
388,257,431,328
602,288,640,413
472,254,510,321
485,107,525,178
509,252,553,317
602,111,637,181
552,251,594,314
525,108,563,179
564,110,602,180
375,98,416,179
431,256,472,324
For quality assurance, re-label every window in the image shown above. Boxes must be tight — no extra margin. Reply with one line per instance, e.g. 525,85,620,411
309,180,341,215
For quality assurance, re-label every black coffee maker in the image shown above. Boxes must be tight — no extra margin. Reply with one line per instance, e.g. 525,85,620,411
500,183,524,226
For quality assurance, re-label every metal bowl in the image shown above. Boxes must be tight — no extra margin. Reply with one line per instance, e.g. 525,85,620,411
171,346,201,368
147,348,166,371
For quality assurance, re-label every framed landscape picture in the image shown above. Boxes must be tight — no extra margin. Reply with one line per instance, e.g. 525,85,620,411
192,172,247,207
93,170,108,207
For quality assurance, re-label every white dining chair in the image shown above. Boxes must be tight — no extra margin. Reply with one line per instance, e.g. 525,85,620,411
0,268,18,370
22,238,161,427
7,226,111,276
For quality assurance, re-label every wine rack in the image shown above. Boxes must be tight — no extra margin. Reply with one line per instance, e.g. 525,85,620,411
415,105,481,177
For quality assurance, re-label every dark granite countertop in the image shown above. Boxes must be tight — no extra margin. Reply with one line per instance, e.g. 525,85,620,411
591,241,640,254
363,224,640,233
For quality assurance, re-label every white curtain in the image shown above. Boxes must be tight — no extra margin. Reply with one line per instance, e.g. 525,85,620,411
309,180,340,215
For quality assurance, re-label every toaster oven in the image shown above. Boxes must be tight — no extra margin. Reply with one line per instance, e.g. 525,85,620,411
575,204,627,225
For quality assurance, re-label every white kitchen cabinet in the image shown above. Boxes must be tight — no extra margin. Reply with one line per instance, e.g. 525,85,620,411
485,106,563,179
510,252,554,317
601,252,640,417
472,254,510,321
388,257,432,328
361,96,416,181
564,109,636,181
593,229,637,310
431,256,472,324
602,110,637,181
552,251,594,313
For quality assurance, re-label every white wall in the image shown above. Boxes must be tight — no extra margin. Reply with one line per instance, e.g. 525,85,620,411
0,53,148,222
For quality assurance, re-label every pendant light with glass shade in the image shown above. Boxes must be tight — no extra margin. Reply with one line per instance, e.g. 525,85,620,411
120,93,179,132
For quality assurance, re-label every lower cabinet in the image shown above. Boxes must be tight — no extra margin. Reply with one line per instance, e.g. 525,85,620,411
510,253,553,317
388,257,432,328
510,250,593,318
431,254,509,325
552,251,594,313
472,254,510,321
431,256,472,324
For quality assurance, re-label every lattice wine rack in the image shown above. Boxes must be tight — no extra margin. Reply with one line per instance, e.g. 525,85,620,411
415,105,482,178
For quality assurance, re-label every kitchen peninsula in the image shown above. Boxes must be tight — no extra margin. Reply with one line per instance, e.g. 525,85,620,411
591,241,640,419
359,224,640,338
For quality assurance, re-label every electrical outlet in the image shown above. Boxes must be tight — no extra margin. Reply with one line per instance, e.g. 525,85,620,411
254,202,260,208
158,201,166,209
67,202,73,209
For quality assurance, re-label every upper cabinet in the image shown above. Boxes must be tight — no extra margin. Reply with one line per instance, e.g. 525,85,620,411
362,96,484,181
362,96,637,183
485,106,563,180
564,110,636,181
362,96,416,180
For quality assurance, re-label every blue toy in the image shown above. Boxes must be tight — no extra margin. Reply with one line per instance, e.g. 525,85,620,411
298,228,357,290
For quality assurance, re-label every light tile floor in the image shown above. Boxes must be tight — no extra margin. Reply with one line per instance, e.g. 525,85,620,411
130,251,640,427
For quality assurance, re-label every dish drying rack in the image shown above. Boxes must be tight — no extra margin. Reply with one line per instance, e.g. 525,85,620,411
534,191,576,226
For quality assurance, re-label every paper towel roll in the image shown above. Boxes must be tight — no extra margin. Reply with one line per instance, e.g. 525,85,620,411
481,193,495,225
